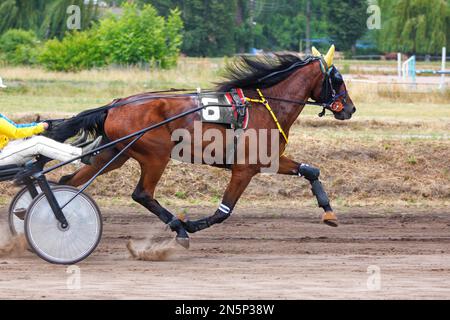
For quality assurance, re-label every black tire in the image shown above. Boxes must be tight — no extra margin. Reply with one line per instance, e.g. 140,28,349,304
24,186,102,265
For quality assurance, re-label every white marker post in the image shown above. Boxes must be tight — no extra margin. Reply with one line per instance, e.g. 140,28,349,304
397,53,402,80
402,55,416,86
440,47,446,91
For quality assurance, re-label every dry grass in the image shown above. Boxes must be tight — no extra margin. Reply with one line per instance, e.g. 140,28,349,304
0,57,223,84
335,59,444,75
346,81,450,105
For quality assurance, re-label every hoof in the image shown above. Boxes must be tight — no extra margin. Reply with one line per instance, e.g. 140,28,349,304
176,237,190,249
322,211,338,227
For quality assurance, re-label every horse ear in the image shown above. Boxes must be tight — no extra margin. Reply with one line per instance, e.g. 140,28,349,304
324,45,335,67
311,46,321,57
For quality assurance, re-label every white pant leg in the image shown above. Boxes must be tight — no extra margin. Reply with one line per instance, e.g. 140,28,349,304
0,136,82,166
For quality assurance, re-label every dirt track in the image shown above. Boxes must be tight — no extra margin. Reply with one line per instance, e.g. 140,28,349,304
1,205,450,300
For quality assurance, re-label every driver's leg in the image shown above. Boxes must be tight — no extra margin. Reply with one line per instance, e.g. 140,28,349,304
0,136,82,166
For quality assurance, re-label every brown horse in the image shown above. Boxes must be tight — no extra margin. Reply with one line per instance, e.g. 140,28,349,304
49,47,356,248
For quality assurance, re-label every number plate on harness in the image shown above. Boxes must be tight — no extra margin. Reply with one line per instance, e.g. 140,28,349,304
199,89,249,129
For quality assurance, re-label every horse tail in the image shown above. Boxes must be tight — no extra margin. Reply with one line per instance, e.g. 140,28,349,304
49,106,108,143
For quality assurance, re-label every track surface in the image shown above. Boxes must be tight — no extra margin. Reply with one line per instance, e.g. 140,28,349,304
1,206,450,299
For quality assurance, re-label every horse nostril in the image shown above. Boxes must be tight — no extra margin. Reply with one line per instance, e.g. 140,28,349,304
352,107,356,114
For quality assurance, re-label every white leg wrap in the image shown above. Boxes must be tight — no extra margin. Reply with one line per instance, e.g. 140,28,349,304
219,203,231,215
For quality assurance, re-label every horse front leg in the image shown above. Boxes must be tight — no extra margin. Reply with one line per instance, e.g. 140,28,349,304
277,155,338,227
182,167,257,233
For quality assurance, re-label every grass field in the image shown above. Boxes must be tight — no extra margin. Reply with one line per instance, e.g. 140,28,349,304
0,58,448,209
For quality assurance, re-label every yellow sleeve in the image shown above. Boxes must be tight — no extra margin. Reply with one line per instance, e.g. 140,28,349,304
0,118,45,140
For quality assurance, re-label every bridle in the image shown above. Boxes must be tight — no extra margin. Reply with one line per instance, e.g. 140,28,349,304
259,57,348,117
319,60,348,114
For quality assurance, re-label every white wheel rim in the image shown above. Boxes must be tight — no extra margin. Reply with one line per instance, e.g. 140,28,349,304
10,186,42,235
11,192,31,234
10,184,58,235
26,188,101,264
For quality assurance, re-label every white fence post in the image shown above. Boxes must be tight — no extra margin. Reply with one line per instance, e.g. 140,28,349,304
402,57,407,81
397,53,402,80
402,55,416,86
0,77,6,89
440,47,446,90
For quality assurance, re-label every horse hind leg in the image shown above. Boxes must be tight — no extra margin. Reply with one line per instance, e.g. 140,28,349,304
59,148,129,187
131,162,190,249
181,166,257,234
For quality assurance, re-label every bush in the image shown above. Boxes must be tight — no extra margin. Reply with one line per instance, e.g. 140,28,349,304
39,30,106,72
0,29,39,65
38,3,183,71
97,3,183,68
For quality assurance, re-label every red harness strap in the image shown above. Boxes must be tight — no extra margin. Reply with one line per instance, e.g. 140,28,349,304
224,88,249,129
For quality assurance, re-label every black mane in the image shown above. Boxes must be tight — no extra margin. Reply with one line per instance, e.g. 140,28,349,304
217,52,319,91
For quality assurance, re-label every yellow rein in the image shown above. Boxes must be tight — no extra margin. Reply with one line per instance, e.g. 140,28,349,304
245,89,289,144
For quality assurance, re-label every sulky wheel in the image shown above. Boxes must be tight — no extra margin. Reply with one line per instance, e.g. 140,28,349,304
24,186,102,265
8,181,58,236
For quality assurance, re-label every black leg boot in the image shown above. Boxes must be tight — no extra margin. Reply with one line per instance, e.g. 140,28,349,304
298,164,338,227
182,208,231,233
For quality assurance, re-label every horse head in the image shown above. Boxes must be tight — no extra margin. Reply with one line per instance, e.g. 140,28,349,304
310,45,356,120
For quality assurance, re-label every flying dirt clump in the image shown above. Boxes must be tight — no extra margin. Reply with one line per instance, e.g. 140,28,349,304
0,226,28,258
127,238,177,261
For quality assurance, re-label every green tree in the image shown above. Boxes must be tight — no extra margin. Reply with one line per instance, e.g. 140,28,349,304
41,0,99,39
377,0,449,54
0,0,46,35
251,0,305,50
0,0,100,39
143,0,244,56
326,0,368,53
182,0,239,56
234,0,256,52
152,0,334,55
247,0,332,52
